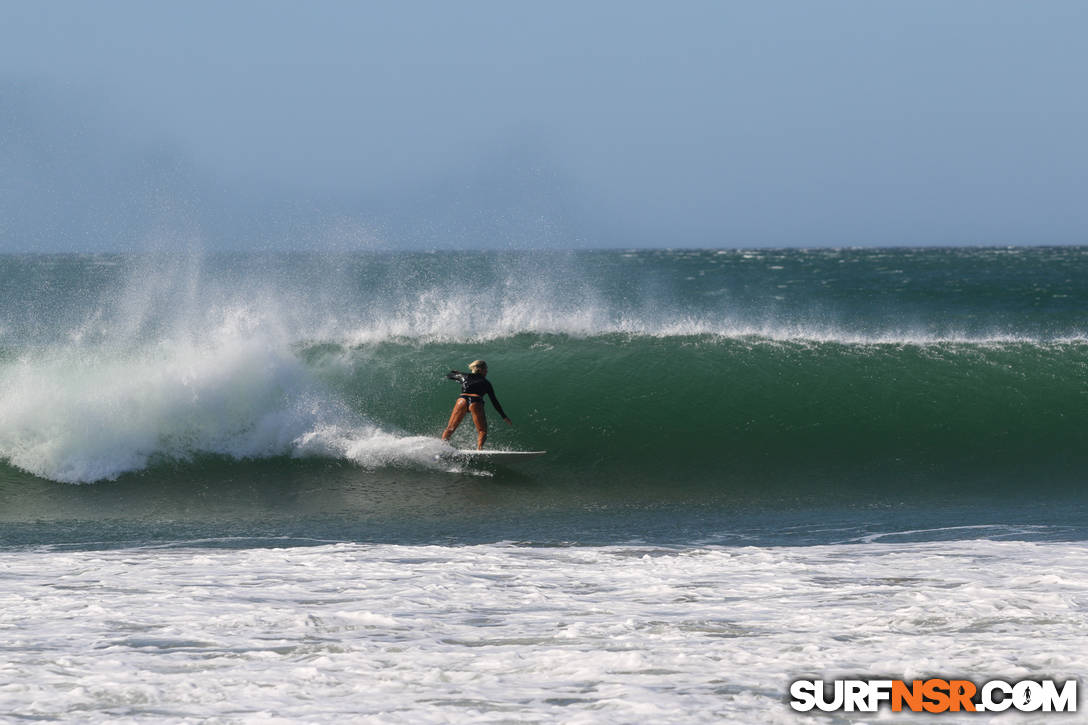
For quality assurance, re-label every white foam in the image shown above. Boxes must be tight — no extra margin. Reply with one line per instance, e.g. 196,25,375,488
292,424,449,469
0,313,447,483
1,539,1084,722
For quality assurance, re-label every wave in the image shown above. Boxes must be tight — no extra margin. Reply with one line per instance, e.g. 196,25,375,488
350,334,1088,485
2,324,1084,486
1,249,1085,486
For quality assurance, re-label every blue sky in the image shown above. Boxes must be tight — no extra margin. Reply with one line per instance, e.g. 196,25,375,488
2,1,1087,250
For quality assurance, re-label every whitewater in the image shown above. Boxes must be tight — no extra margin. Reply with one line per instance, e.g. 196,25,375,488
1,247,1086,722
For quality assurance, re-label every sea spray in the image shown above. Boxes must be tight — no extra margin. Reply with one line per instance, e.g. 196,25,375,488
0,250,454,482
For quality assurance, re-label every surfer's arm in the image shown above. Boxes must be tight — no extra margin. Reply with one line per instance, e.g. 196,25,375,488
486,385,510,422
446,370,465,382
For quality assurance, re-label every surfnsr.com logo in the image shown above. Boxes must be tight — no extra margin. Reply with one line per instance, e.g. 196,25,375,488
789,678,1077,714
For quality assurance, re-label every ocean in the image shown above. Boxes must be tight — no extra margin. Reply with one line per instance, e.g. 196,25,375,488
1,247,1086,722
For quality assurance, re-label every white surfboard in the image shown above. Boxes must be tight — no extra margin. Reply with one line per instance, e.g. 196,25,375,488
455,449,546,458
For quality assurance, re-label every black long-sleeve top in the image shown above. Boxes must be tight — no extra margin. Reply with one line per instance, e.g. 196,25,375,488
446,371,508,419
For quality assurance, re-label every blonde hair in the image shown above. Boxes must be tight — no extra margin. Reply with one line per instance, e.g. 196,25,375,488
468,360,488,373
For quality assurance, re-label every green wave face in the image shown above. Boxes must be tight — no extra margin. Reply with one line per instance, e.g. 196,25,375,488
309,334,1088,500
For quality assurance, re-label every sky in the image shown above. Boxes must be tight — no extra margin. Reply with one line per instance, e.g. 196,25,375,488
2,0,1087,250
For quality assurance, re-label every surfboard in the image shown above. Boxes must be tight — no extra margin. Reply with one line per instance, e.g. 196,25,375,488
454,449,546,458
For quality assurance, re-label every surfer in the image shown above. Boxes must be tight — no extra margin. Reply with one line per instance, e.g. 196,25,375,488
442,360,512,449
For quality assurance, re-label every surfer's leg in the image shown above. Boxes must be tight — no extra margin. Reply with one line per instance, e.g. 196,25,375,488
442,399,469,441
469,402,488,449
